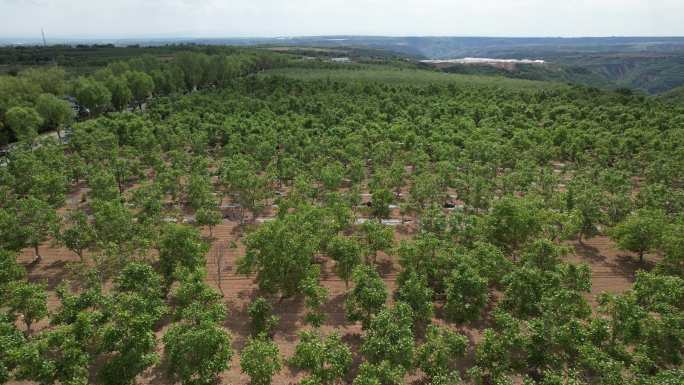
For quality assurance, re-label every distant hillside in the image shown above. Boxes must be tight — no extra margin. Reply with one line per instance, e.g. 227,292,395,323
238,36,684,94
2,36,684,93
660,85,684,103
437,62,614,89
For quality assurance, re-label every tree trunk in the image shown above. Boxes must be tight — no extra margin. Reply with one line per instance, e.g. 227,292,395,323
56,127,62,143
639,251,644,264
33,245,41,263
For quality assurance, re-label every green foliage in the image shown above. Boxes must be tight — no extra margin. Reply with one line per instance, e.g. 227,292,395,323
416,325,468,380
326,235,363,287
361,302,415,371
220,154,272,223
248,297,279,337
58,210,96,261
171,269,225,324
106,76,133,111
467,242,512,285
163,321,233,385
240,335,282,385
5,106,43,142
444,263,489,323
0,250,25,298
396,270,434,324
0,314,25,383
12,324,91,385
158,224,209,284
501,267,548,318
352,361,404,385
195,205,222,237
360,220,394,263
486,195,542,257
370,188,393,219
661,221,684,276
238,207,321,298
35,93,74,133
567,181,605,243
609,209,666,263
290,331,352,385
299,265,329,327
4,280,48,335
73,77,112,114
345,264,388,329
125,71,155,107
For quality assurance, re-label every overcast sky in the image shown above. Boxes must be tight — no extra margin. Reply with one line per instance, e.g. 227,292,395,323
1,0,683,38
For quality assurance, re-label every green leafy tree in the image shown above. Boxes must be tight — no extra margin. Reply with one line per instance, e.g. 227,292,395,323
361,302,415,371
396,271,434,325
467,241,512,285
73,77,112,114
170,269,226,324
416,325,468,380
345,264,388,329
12,324,91,385
472,311,525,383
106,76,133,111
163,321,233,385
0,249,25,298
35,93,75,142
195,205,222,238
5,106,43,143
319,161,345,191
0,314,25,383
100,289,165,385
352,361,404,385
300,266,329,327
661,221,684,276
240,335,282,385
501,266,548,318
360,220,394,264
58,210,96,262
158,224,209,284
609,209,666,264
88,169,120,201
248,297,279,337
16,196,59,261
125,71,155,109
443,264,489,323
370,188,393,219
220,155,272,224
187,173,215,210
91,199,147,261
290,331,352,385
238,209,319,299
5,281,48,335
486,195,542,259
326,235,363,288
567,181,605,244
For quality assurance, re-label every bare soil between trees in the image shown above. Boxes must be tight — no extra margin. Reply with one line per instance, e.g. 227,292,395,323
14,185,644,385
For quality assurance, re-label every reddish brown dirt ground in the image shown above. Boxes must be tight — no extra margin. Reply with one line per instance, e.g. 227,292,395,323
13,185,648,385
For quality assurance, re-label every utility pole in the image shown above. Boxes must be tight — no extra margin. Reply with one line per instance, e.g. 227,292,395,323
41,28,47,47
